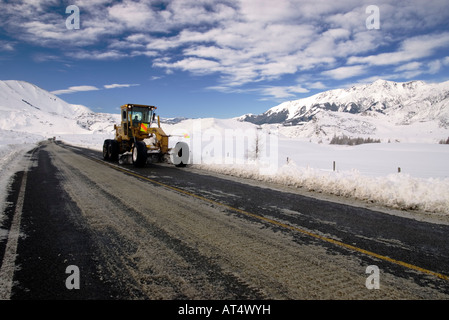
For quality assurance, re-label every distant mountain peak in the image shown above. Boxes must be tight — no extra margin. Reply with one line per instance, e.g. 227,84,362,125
239,79,449,142
0,80,92,117
0,80,115,137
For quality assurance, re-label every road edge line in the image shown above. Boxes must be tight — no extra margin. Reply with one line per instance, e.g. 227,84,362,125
0,169,29,299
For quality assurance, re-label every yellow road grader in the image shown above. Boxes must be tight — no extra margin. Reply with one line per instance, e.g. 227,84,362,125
103,104,189,167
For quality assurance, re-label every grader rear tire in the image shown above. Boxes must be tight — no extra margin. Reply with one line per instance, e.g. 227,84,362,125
103,139,111,160
108,140,119,162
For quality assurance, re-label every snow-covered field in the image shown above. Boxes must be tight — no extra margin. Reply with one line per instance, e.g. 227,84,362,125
193,140,449,215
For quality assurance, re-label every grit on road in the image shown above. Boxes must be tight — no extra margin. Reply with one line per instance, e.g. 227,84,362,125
1,141,449,299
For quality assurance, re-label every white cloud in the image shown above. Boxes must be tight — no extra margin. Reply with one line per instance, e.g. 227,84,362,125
67,50,128,60
107,0,158,30
348,32,449,66
153,57,222,75
104,83,140,89
321,65,367,80
427,60,442,74
261,84,309,99
307,81,327,90
238,0,301,23
51,85,99,95
165,0,237,26
391,58,448,79
395,62,422,72
444,56,449,66
52,83,140,95
0,40,15,51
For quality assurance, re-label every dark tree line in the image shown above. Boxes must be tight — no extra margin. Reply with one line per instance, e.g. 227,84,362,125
330,134,381,145
439,137,449,144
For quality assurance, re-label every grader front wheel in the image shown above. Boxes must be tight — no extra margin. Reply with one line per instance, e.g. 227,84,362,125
132,141,148,167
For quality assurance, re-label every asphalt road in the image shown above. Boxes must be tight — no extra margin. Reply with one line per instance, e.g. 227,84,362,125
1,140,449,300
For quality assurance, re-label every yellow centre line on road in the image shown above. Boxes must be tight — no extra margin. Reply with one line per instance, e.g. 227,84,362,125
89,154,449,282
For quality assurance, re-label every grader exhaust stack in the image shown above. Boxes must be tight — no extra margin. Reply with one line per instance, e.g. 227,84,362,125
103,104,189,167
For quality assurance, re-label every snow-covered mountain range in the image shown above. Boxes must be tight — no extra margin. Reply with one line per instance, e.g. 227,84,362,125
239,79,449,142
2,79,449,144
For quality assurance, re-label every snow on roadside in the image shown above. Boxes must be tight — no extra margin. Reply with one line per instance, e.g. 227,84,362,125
192,161,449,215
0,130,42,225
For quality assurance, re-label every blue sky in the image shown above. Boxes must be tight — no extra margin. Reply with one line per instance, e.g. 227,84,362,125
1,0,449,118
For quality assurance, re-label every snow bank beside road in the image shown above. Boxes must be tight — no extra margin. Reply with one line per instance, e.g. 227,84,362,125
0,131,41,224
193,161,449,215
277,162,449,214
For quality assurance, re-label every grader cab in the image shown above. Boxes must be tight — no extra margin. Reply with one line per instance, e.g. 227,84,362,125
103,104,189,167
